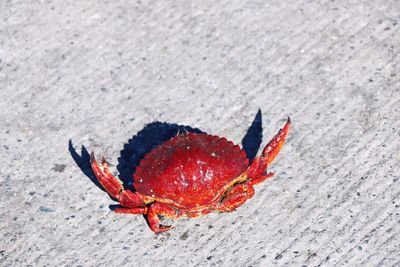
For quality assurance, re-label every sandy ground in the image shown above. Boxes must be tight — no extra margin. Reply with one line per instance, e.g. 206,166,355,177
1,1,399,266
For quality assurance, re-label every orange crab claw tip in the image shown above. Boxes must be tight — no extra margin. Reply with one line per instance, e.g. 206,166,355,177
287,116,291,124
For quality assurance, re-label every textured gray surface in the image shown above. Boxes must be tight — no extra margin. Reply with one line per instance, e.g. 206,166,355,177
1,1,400,266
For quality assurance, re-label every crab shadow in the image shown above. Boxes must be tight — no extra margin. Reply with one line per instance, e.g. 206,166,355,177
69,109,263,208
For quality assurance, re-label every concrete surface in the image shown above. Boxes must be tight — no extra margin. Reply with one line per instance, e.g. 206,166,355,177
1,0,399,266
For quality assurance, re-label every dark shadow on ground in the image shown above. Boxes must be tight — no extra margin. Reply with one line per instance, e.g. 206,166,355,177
69,109,264,201
242,109,262,164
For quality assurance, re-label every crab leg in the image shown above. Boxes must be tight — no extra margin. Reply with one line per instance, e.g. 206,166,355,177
186,209,212,218
115,207,148,214
216,183,255,212
248,172,274,186
147,202,180,233
90,153,144,208
247,117,291,178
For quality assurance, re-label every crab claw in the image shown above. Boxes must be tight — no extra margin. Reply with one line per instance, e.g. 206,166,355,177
247,117,291,179
90,152,123,197
262,117,291,165
90,152,145,207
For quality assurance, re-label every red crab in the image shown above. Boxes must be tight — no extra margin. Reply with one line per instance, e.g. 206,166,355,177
91,117,291,233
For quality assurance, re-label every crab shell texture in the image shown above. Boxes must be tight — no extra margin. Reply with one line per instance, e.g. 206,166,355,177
90,117,291,232
134,133,249,208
